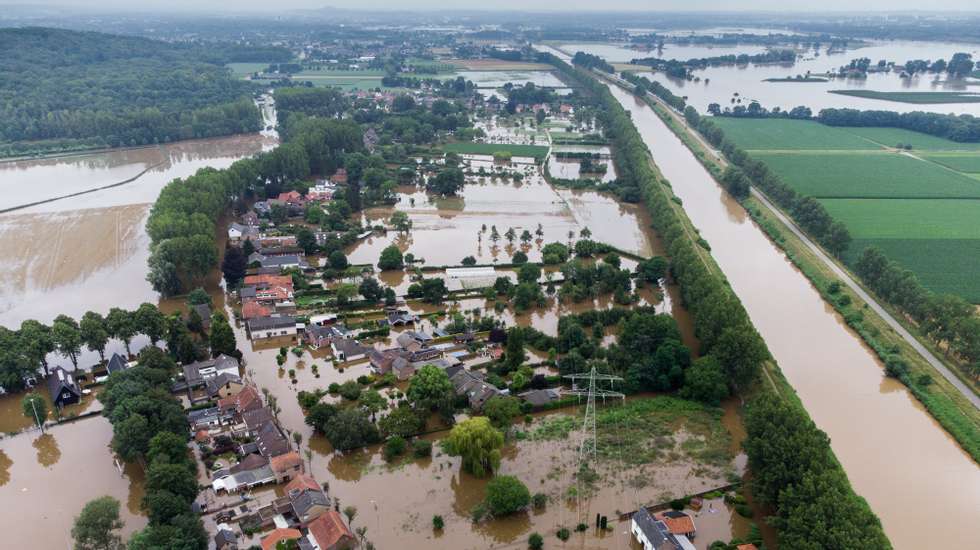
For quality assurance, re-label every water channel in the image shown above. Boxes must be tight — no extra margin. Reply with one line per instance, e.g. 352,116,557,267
604,83,980,548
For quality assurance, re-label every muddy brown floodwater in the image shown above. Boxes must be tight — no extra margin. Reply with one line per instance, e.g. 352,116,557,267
605,84,980,548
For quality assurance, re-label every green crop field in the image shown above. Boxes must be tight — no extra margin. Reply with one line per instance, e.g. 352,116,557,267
829,90,980,104
753,151,980,198
840,127,980,151
709,118,882,150
443,142,549,160
824,199,980,300
921,153,980,173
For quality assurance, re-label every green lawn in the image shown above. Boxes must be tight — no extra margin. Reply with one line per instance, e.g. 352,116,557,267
443,142,550,160
709,118,882,150
829,90,980,104
753,151,980,199
921,152,980,173
840,127,980,151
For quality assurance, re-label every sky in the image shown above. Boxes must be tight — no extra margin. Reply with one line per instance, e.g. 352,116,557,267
4,0,980,13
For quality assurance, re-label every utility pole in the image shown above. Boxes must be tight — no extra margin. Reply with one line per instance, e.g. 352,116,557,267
563,367,624,464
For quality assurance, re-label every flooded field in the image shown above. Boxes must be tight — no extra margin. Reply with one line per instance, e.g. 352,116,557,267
0,132,276,328
563,40,980,115
458,70,570,90
605,83,980,549
0,418,146,549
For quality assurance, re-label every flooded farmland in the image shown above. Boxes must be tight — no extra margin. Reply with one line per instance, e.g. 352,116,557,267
604,83,980,549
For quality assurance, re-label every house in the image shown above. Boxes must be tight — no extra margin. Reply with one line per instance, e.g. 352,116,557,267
304,326,335,350
106,353,130,375
247,315,298,340
453,331,475,344
257,421,292,458
241,211,260,227
302,510,355,550
286,474,330,524
191,303,212,331
271,451,305,483
386,310,419,326
242,407,276,433
206,372,245,400
242,300,272,320
182,355,241,388
369,349,407,376
47,367,81,408
331,338,368,362
450,369,503,411
212,454,276,493
187,406,232,430
261,528,302,550
277,191,306,206
253,201,272,216
245,274,294,288
219,385,263,416
228,222,259,242
248,253,307,270
329,168,348,184
655,511,696,540
215,525,238,550
631,507,695,550
519,388,561,407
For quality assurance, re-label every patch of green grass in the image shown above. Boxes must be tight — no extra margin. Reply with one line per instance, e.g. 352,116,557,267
443,142,549,160
709,118,882,150
841,127,980,151
829,89,980,104
226,62,269,76
921,152,980,172
843,237,980,302
754,151,980,198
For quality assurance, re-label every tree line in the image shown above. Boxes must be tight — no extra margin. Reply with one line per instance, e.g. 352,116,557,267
571,51,615,73
631,49,797,79
619,71,688,112
542,51,891,548
818,108,980,143
0,28,286,154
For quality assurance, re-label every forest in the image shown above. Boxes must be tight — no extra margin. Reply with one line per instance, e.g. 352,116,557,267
0,27,289,155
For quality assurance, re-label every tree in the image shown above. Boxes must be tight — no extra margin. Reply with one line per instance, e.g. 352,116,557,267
377,245,404,271
378,405,425,438
504,328,526,371
80,311,110,362
186,288,211,307
135,303,166,345
52,314,82,368
146,461,199,503
328,250,349,271
461,255,477,266
390,211,412,232
359,389,387,421
323,407,380,450
636,256,668,283
407,365,454,413
343,505,358,525
535,109,546,124
528,532,544,550
71,496,124,550
483,396,521,430
517,263,541,284
208,313,237,358
305,402,339,433
221,246,247,287
512,251,528,265
485,475,531,516
19,319,54,372
540,242,569,264
442,417,503,477
429,167,465,195
296,227,317,255
680,356,729,406
22,392,47,428
358,277,384,303
105,309,136,356
144,490,189,525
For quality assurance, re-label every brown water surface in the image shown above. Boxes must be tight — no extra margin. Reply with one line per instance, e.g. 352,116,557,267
606,83,980,549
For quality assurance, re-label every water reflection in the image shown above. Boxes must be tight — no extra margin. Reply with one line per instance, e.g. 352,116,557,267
32,433,61,467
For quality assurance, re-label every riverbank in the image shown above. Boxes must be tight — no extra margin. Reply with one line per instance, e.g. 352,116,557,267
617,73,980,464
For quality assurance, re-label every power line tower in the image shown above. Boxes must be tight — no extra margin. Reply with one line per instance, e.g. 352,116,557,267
564,367,625,464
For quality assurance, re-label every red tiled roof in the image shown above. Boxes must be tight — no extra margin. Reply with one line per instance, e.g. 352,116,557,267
242,300,272,320
244,274,294,288
307,511,353,550
285,473,321,494
270,451,303,474
260,528,301,550
654,511,696,535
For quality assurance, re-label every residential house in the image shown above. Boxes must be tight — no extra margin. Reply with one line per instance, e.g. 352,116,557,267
47,367,81,408
242,300,273,320
518,388,561,407
261,528,302,550
449,369,503,411
257,421,292,458
247,315,298,340
206,373,245,400
286,475,331,524
271,451,305,483
214,525,238,550
182,355,241,389
241,211,260,227
219,385,263,417
631,507,695,550
655,511,696,540
301,510,355,550
308,313,339,327
187,406,232,431
385,310,419,326
242,407,276,433
277,191,306,207
329,169,348,185
212,454,276,494
96,352,132,383
253,201,272,216
248,253,307,270
331,338,368,363
228,222,259,243
304,326,334,350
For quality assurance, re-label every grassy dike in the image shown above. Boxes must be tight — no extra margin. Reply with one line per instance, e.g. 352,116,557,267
619,73,980,464
542,55,892,548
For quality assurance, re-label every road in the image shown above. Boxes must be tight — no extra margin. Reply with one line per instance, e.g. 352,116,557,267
603,70,980,410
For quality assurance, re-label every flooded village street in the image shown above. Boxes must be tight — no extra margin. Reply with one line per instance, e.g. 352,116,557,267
604,83,980,549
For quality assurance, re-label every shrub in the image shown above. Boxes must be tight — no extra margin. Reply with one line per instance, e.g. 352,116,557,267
383,436,406,461
432,515,444,530
328,383,340,393
412,439,433,458
532,493,548,510
575,523,588,532
339,380,362,401
528,532,544,550
556,527,570,541
485,475,531,516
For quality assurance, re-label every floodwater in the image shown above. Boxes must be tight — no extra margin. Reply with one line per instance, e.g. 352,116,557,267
0,418,147,549
557,42,770,64
566,40,980,115
605,83,980,548
457,70,569,89
0,121,276,329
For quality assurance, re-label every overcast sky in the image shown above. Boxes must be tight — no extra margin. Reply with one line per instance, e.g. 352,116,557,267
5,0,980,13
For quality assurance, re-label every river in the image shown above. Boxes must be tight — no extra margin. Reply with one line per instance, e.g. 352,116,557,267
604,83,980,548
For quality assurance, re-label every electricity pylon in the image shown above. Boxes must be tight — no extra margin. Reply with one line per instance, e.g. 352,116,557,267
564,366,625,464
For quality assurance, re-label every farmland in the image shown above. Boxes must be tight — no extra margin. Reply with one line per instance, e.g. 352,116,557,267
443,141,550,160
714,117,980,301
